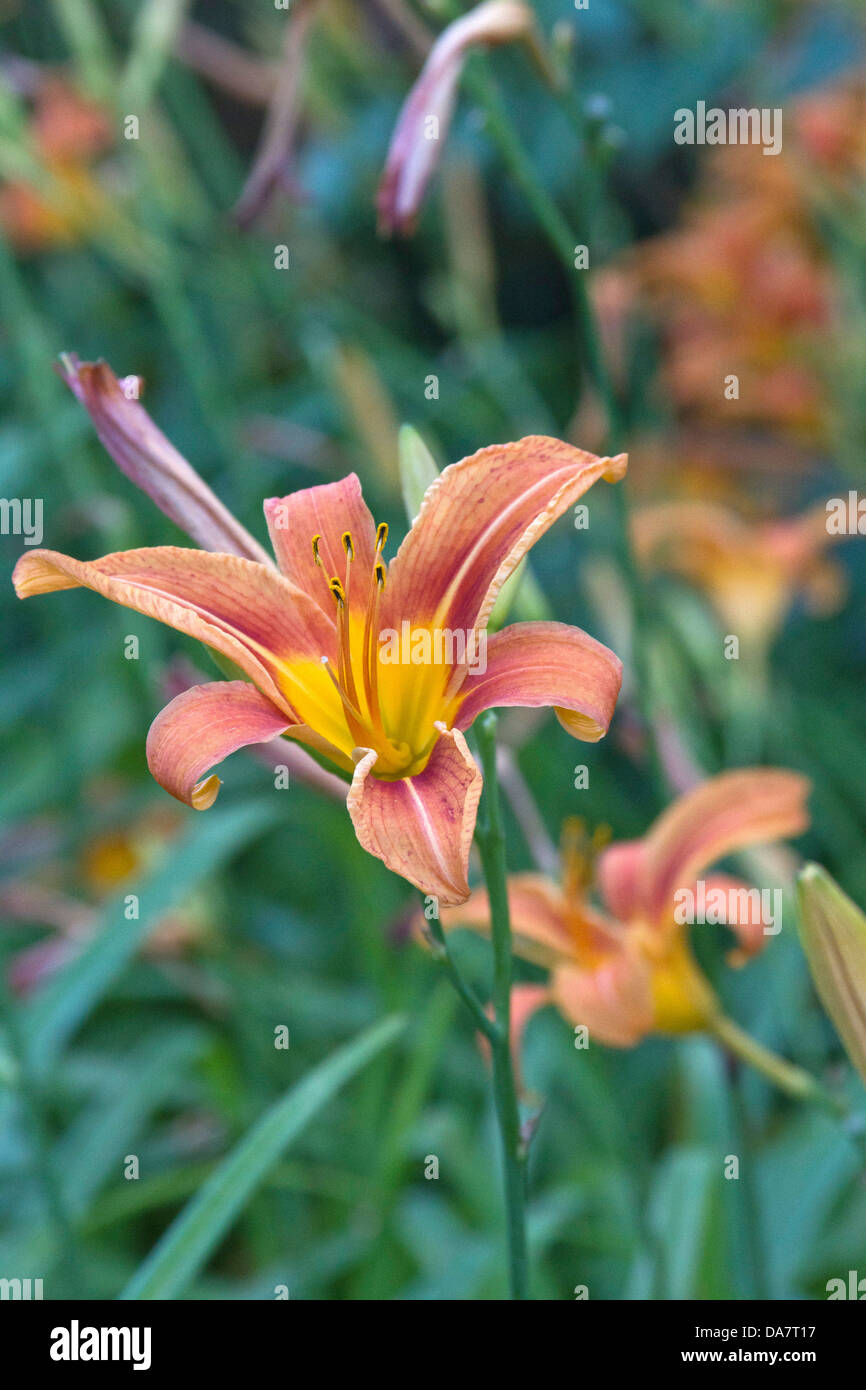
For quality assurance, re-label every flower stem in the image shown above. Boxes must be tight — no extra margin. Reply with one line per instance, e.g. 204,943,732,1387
426,911,497,1044
711,1013,845,1113
474,711,530,1300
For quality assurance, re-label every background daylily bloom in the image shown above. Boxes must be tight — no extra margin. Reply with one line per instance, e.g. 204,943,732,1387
377,0,533,236
632,498,845,648
0,76,112,253
437,769,810,1043
14,364,626,904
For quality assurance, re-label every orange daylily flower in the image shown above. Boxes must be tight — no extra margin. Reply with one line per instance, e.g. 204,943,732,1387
13,359,626,905
438,770,811,1045
1,795,211,994
632,498,846,647
0,77,112,252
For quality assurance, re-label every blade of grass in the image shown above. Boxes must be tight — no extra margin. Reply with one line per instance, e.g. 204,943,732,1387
120,1013,406,1300
19,801,275,1077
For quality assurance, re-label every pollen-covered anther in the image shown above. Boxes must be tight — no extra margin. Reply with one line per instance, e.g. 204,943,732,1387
311,534,322,566
376,521,388,553
342,531,354,560
329,576,346,606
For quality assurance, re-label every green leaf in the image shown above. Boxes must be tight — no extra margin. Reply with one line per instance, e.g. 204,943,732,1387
398,424,439,525
120,1014,406,1300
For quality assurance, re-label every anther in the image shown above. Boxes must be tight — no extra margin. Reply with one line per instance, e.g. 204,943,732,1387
376,522,388,553
342,531,354,560
312,535,323,566
329,576,346,606
375,562,386,588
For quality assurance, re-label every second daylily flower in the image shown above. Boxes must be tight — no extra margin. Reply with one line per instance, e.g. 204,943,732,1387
438,769,810,1042
14,359,626,905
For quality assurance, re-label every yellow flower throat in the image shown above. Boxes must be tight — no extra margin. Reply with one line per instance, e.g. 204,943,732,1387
279,524,459,779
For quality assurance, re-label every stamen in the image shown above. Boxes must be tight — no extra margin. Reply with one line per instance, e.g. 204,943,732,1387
320,656,367,745
376,522,388,554
342,531,354,560
329,576,361,709
362,563,385,732
312,534,323,566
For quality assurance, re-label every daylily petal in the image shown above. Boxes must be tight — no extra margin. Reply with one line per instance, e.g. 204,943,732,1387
383,436,627,634
454,621,622,742
263,474,378,615
347,724,482,904
507,983,550,1093
551,947,655,1048
59,356,274,565
13,546,334,716
440,872,577,968
377,0,533,236
146,681,292,808
640,768,811,927
698,872,774,964
597,839,647,922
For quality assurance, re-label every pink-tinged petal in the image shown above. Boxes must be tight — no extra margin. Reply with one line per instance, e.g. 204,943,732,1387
503,983,551,1095
377,1,533,236
510,982,550,1044
59,356,273,565
9,938,81,996
147,681,293,809
158,655,352,792
454,621,622,743
13,546,335,715
597,840,647,922
641,769,811,927
551,948,655,1048
697,872,776,964
264,474,377,615
440,872,575,967
383,437,627,634
347,724,482,904
475,983,549,1095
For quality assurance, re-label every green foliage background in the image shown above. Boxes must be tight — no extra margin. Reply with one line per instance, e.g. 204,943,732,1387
1,0,865,1299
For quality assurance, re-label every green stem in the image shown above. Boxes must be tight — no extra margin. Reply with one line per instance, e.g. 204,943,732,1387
474,712,530,1300
426,911,497,1044
711,1014,845,1114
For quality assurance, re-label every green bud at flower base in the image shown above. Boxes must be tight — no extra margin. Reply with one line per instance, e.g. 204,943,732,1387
797,863,866,1088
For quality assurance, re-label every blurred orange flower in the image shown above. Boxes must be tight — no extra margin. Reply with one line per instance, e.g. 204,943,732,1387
632,498,846,647
2,797,212,994
438,770,810,1048
0,76,112,252
610,79,866,442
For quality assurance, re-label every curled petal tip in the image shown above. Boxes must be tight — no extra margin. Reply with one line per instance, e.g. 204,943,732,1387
192,775,221,810
603,452,628,481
